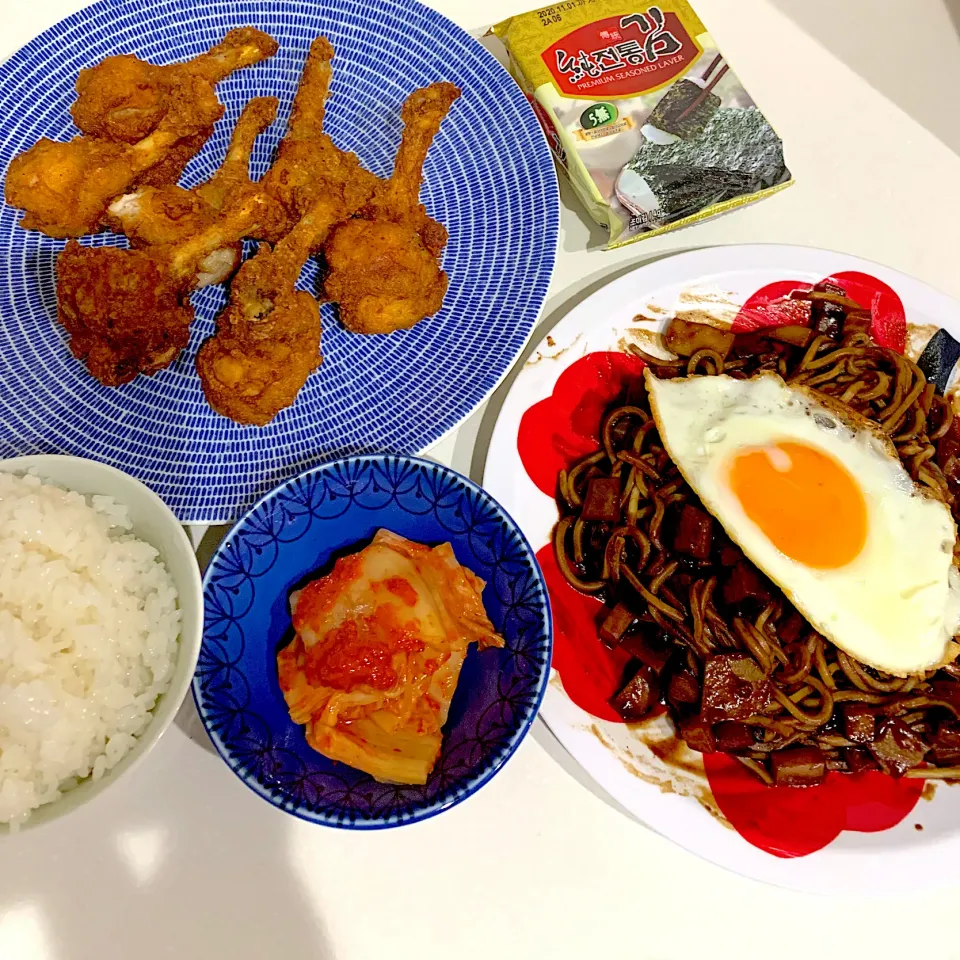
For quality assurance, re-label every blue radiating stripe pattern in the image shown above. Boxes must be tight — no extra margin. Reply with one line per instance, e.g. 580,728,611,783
0,0,559,522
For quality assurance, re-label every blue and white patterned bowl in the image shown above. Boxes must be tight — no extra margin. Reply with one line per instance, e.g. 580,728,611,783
192,455,552,828
0,0,559,523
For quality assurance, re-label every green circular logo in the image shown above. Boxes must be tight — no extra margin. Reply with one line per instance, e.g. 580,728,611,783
580,103,618,130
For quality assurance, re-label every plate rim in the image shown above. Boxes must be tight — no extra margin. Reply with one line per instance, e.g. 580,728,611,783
483,242,960,891
191,452,554,829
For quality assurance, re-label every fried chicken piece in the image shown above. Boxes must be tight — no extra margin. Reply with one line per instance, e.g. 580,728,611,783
196,194,343,425
5,31,278,238
192,38,393,425
56,243,194,386
105,185,214,250
57,192,270,386
193,95,279,212
71,27,278,143
5,122,203,238
257,36,380,243
323,82,460,334
103,96,278,285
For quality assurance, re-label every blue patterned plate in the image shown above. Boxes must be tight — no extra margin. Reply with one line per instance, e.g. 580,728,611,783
0,0,558,523
192,455,552,827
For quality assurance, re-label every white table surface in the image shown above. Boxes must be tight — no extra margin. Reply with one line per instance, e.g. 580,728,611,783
6,1,960,958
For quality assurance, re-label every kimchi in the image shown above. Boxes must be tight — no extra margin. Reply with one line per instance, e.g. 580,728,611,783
277,529,504,784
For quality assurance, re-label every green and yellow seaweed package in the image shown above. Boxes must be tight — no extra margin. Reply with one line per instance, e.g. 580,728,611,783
491,2,793,248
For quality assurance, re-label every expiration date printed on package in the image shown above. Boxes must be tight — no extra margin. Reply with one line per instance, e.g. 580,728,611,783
493,1,793,248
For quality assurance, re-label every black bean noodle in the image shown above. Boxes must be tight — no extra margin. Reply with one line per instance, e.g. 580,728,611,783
554,299,960,786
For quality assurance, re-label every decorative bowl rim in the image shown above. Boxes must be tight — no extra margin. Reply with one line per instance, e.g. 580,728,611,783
192,453,553,829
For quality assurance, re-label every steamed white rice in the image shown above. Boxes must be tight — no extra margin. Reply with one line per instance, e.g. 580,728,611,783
0,472,180,828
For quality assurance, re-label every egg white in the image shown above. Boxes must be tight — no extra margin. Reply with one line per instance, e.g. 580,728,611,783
646,370,960,676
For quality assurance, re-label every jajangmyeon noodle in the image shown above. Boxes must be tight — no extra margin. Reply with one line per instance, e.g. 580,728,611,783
555,291,960,786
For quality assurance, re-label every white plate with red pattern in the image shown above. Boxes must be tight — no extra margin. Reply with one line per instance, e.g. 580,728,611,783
484,244,960,892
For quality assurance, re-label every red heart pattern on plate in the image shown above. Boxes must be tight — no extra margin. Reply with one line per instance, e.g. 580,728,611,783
517,272,923,857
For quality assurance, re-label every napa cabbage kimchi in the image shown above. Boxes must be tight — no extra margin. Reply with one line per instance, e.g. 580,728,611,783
278,529,504,784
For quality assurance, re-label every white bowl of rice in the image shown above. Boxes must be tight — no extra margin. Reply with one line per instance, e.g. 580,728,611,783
0,455,202,831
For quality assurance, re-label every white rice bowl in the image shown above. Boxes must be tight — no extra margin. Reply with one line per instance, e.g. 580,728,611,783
0,471,181,828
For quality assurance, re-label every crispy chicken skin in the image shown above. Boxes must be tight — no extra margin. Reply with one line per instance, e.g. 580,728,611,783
5,30,278,238
323,82,460,334
195,194,341,425
5,125,196,238
257,36,380,243
103,96,278,287
324,220,449,334
56,191,270,385
71,27,278,143
130,128,214,190
56,242,193,386
192,95,280,213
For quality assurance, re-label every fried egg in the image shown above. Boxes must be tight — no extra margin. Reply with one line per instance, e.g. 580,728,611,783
645,370,960,676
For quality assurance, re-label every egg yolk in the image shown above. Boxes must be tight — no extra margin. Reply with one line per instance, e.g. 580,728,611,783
727,441,868,569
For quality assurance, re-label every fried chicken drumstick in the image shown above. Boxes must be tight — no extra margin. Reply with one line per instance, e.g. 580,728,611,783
6,124,207,238
194,35,386,426
72,27,277,141
104,95,278,285
57,186,270,386
4,28,278,238
71,27,278,185
257,36,380,243
323,82,460,334
195,196,335,426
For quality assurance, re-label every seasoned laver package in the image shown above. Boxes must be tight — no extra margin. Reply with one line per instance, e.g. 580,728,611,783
491,2,793,247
